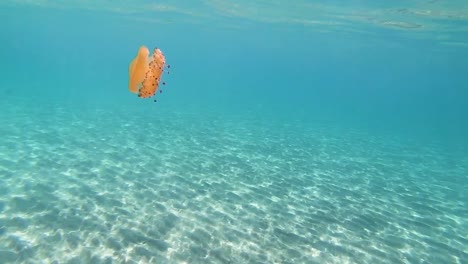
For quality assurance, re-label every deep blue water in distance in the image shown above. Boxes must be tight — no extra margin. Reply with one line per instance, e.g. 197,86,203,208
0,1,467,263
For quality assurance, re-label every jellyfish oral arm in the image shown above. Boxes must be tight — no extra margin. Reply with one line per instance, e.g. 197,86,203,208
128,46,167,99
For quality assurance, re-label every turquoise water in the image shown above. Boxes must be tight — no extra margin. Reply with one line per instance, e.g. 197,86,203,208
1,1,467,263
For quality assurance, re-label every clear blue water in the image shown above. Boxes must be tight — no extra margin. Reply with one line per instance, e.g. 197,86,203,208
0,1,467,263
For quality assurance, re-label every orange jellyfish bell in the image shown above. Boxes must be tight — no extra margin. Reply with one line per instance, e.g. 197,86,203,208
128,45,167,98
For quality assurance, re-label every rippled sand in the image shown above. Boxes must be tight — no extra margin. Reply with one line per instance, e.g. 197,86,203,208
0,103,466,263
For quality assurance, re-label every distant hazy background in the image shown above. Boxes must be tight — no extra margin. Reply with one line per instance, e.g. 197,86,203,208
1,0,467,143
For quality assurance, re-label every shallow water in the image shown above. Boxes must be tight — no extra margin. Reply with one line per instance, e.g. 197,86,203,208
1,1,467,263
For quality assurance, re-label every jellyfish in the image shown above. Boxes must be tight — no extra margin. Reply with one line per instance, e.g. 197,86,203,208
128,45,166,98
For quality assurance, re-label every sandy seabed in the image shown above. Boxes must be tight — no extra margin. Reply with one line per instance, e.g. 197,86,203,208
0,103,466,264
